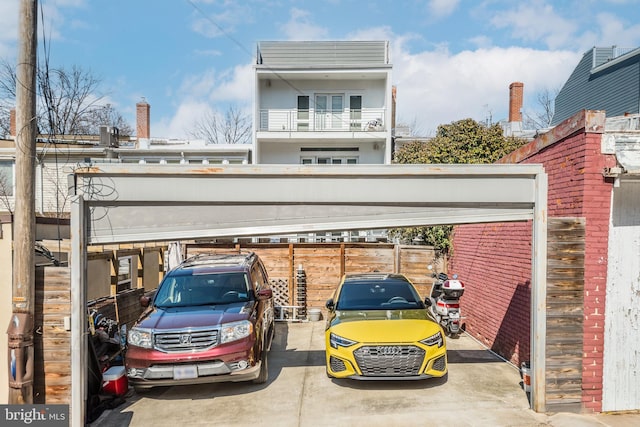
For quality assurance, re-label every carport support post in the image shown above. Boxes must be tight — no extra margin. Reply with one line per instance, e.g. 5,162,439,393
70,196,87,427
531,171,548,412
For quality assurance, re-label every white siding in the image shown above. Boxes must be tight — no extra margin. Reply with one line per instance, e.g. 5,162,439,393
258,41,388,66
259,142,385,164
259,78,386,110
38,161,77,214
603,180,640,411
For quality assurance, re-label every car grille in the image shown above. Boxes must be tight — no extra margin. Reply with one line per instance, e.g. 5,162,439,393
154,329,218,352
354,345,425,377
330,356,347,373
432,355,446,372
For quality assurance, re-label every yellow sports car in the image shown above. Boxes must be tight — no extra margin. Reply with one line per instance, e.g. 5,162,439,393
325,273,447,380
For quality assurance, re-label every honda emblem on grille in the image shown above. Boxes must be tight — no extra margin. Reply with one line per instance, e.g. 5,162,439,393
377,346,400,356
180,334,192,345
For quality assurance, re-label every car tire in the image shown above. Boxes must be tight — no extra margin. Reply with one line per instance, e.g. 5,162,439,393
253,345,269,384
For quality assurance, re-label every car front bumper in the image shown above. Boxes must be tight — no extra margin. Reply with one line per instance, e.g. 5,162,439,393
326,341,447,380
126,336,261,388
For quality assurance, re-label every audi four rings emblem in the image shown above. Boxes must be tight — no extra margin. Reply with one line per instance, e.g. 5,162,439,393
376,346,400,355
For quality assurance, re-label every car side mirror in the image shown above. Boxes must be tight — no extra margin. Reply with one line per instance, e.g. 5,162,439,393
325,298,335,311
140,295,151,308
424,297,432,307
256,288,273,300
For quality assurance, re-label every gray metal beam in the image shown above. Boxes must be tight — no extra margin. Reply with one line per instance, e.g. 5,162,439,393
70,197,87,427
86,205,533,244
531,170,548,412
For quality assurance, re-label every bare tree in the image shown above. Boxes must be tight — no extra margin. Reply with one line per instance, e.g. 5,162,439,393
38,64,102,135
0,169,13,214
190,105,252,144
523,88,558,130
0,58,132,137
79,103,134,136
0,59,17,137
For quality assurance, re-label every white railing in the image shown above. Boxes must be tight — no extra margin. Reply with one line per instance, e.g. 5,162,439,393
258,108,386,132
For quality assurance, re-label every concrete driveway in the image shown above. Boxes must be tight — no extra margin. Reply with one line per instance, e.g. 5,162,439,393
91,321,637,427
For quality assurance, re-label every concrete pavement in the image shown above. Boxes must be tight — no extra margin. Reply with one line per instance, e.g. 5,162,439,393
91,321,639,427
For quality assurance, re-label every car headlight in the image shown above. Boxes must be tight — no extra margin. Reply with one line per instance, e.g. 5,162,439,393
128,327,153,349
420,331,444,348
329,332,357,349
220,320,253,344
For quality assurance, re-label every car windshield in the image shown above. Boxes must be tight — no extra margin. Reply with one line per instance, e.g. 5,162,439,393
154,272,251,308
336,278,424,310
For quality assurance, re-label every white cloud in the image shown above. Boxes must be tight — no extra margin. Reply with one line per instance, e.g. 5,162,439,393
281,8,329,40
427,0,460,19
490,1,578,50
592,12,640,47
153,100,213,140
391,42,581,135
208,63,253,103
150,63,254,139
468,35,493,49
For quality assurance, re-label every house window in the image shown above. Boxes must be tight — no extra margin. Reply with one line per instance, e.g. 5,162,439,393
297,96,309,131
117,256,133,291
300,157,358,165
0,160,14,196
350,96,362,130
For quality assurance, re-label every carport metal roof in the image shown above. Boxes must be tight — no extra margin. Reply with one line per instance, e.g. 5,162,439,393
69,164,548,426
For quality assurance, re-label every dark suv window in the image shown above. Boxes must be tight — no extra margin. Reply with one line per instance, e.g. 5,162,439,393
154,271,251,308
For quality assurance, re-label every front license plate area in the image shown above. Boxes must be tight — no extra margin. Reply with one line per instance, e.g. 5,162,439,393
174,365,198,380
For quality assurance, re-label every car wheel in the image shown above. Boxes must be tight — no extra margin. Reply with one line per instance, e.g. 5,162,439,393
253,345,268,384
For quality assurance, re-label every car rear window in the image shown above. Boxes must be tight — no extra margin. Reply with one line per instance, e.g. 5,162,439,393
336,279,424,310
154,272,251,308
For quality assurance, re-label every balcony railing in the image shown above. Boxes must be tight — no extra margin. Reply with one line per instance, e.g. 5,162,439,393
258,108,386,132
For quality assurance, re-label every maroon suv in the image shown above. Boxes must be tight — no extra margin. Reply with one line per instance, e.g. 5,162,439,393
125,252,275,391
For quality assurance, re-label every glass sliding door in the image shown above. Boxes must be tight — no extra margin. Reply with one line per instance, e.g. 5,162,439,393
349,95,362,130
331,95,343,129
297,95,309,131
315,94,343,130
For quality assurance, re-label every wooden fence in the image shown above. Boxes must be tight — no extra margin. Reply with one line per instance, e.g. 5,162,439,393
186,243,440,313
34,266,71,404
545,218,585,412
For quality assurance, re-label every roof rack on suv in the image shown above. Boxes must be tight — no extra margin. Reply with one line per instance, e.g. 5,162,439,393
179,251,257,269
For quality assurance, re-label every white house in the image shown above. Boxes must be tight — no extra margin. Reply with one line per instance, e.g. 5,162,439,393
253,41,394,165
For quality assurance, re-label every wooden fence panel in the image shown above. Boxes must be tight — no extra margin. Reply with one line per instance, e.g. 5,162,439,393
399,246,438,298
35,266,71,404
545,217,585,413
344,245,395,275
294,246,343,310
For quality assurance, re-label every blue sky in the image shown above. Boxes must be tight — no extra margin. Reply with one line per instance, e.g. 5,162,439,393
1,0,640,138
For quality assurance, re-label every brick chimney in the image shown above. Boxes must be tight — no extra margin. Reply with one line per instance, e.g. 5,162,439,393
136,99,150,139
509,82,524,122
9,108,16,137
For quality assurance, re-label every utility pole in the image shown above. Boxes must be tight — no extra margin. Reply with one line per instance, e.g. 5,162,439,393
9,0,38,405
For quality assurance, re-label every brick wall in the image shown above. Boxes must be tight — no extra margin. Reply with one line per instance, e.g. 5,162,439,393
451,111,616,412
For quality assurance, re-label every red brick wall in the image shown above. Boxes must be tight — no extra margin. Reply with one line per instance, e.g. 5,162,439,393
451,125,616,411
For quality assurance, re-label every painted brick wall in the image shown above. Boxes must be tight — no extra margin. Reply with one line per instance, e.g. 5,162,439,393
451,120,616,412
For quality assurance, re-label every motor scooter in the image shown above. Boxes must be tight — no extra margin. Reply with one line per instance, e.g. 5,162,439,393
427,265,465,337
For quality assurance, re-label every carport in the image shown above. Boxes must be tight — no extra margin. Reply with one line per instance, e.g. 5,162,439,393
69,163,547,426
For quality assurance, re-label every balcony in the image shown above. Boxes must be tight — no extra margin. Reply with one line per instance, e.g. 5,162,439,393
258,108,386,133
